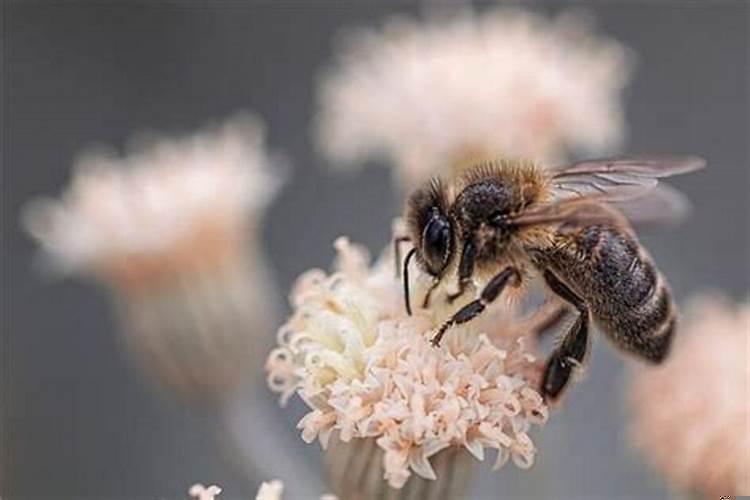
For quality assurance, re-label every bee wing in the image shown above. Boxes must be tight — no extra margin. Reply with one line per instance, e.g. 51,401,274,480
608,184,692,228
508,185,693,229
549,155,705,202
506,198,617,228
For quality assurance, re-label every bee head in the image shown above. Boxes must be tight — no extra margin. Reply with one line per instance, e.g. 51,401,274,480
405,179,455,277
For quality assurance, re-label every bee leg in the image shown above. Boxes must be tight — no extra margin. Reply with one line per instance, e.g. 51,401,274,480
421,280,439,309
447,241,476,304
540,270,589,402
431,266,521,347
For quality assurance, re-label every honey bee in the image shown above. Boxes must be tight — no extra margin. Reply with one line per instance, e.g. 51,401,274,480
398,156,705,401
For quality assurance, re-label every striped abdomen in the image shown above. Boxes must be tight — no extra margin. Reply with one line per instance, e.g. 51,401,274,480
537,223,676,363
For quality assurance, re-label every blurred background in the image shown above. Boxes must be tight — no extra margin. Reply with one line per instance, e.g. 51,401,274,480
3,2,748,499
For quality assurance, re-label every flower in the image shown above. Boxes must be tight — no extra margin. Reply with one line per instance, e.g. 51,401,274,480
22,113,281,288
255,480,284,500
189,483,222,500
627,294,750,497
186,480,335,500
266,237,548,489
253,480,336,500
21,114,283,401
315,8,632,189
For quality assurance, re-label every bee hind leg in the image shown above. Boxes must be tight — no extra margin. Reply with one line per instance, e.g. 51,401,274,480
540,270,590,402
430,266,521,347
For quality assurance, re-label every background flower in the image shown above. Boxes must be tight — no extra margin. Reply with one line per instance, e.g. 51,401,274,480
316,8,633,189
23,113,280,282
627,294,750,497
22,114,284,402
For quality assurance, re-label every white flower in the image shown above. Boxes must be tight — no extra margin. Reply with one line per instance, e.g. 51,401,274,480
266,237,548,489
189,483,222,500
188,480,335,500
253,479,335,500
255,480,284,500
22,113,282,281
316,8,632,188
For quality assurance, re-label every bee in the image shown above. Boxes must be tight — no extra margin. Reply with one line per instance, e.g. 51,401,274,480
398,156,705,402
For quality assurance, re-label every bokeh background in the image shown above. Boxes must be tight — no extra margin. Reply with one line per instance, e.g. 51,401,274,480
3,2,748,499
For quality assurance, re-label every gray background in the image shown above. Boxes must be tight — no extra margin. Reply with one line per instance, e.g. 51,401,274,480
3,2,748,499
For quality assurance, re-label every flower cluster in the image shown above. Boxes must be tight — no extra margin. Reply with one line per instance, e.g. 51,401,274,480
316,8,632,188
23,113,281,286
267,237,548,488
628,295,750,497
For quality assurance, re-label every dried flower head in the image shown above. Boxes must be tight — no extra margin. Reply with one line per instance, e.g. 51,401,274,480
266,237,548,489
316,8,632,188
627,294,750,497
22,113,281,289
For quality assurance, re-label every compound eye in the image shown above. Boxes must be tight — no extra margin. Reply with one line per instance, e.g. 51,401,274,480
422,214,452,275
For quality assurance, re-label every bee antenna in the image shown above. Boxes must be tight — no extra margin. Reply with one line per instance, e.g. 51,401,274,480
403,248,417,316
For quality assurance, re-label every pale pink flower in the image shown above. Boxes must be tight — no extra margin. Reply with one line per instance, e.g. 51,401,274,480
254,479,336,500
189,483,222,500
188,480,335,500
266,237,548,489
22,113,281,286
255,480,284,500
316,8,632,189
628,294,750,497
22,114,283,402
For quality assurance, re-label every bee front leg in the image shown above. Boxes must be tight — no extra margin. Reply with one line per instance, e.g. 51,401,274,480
431,266,521,347
447,241,476,304
540,270,590,402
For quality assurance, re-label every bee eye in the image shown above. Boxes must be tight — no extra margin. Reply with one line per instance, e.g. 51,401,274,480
422,214,452,275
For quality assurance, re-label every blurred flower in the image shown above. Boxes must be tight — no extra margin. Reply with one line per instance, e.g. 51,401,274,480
627,294,750,498
23,113,279,279
187,479,334,500
22,114,283,402
316,8,632,189
189,483,222,500
255,480,284,500
254,479,336,500
266,237,548,496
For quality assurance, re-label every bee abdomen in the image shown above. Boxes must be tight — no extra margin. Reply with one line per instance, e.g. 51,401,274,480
543,225,678,363
591,229,677,363
612,278,677,363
